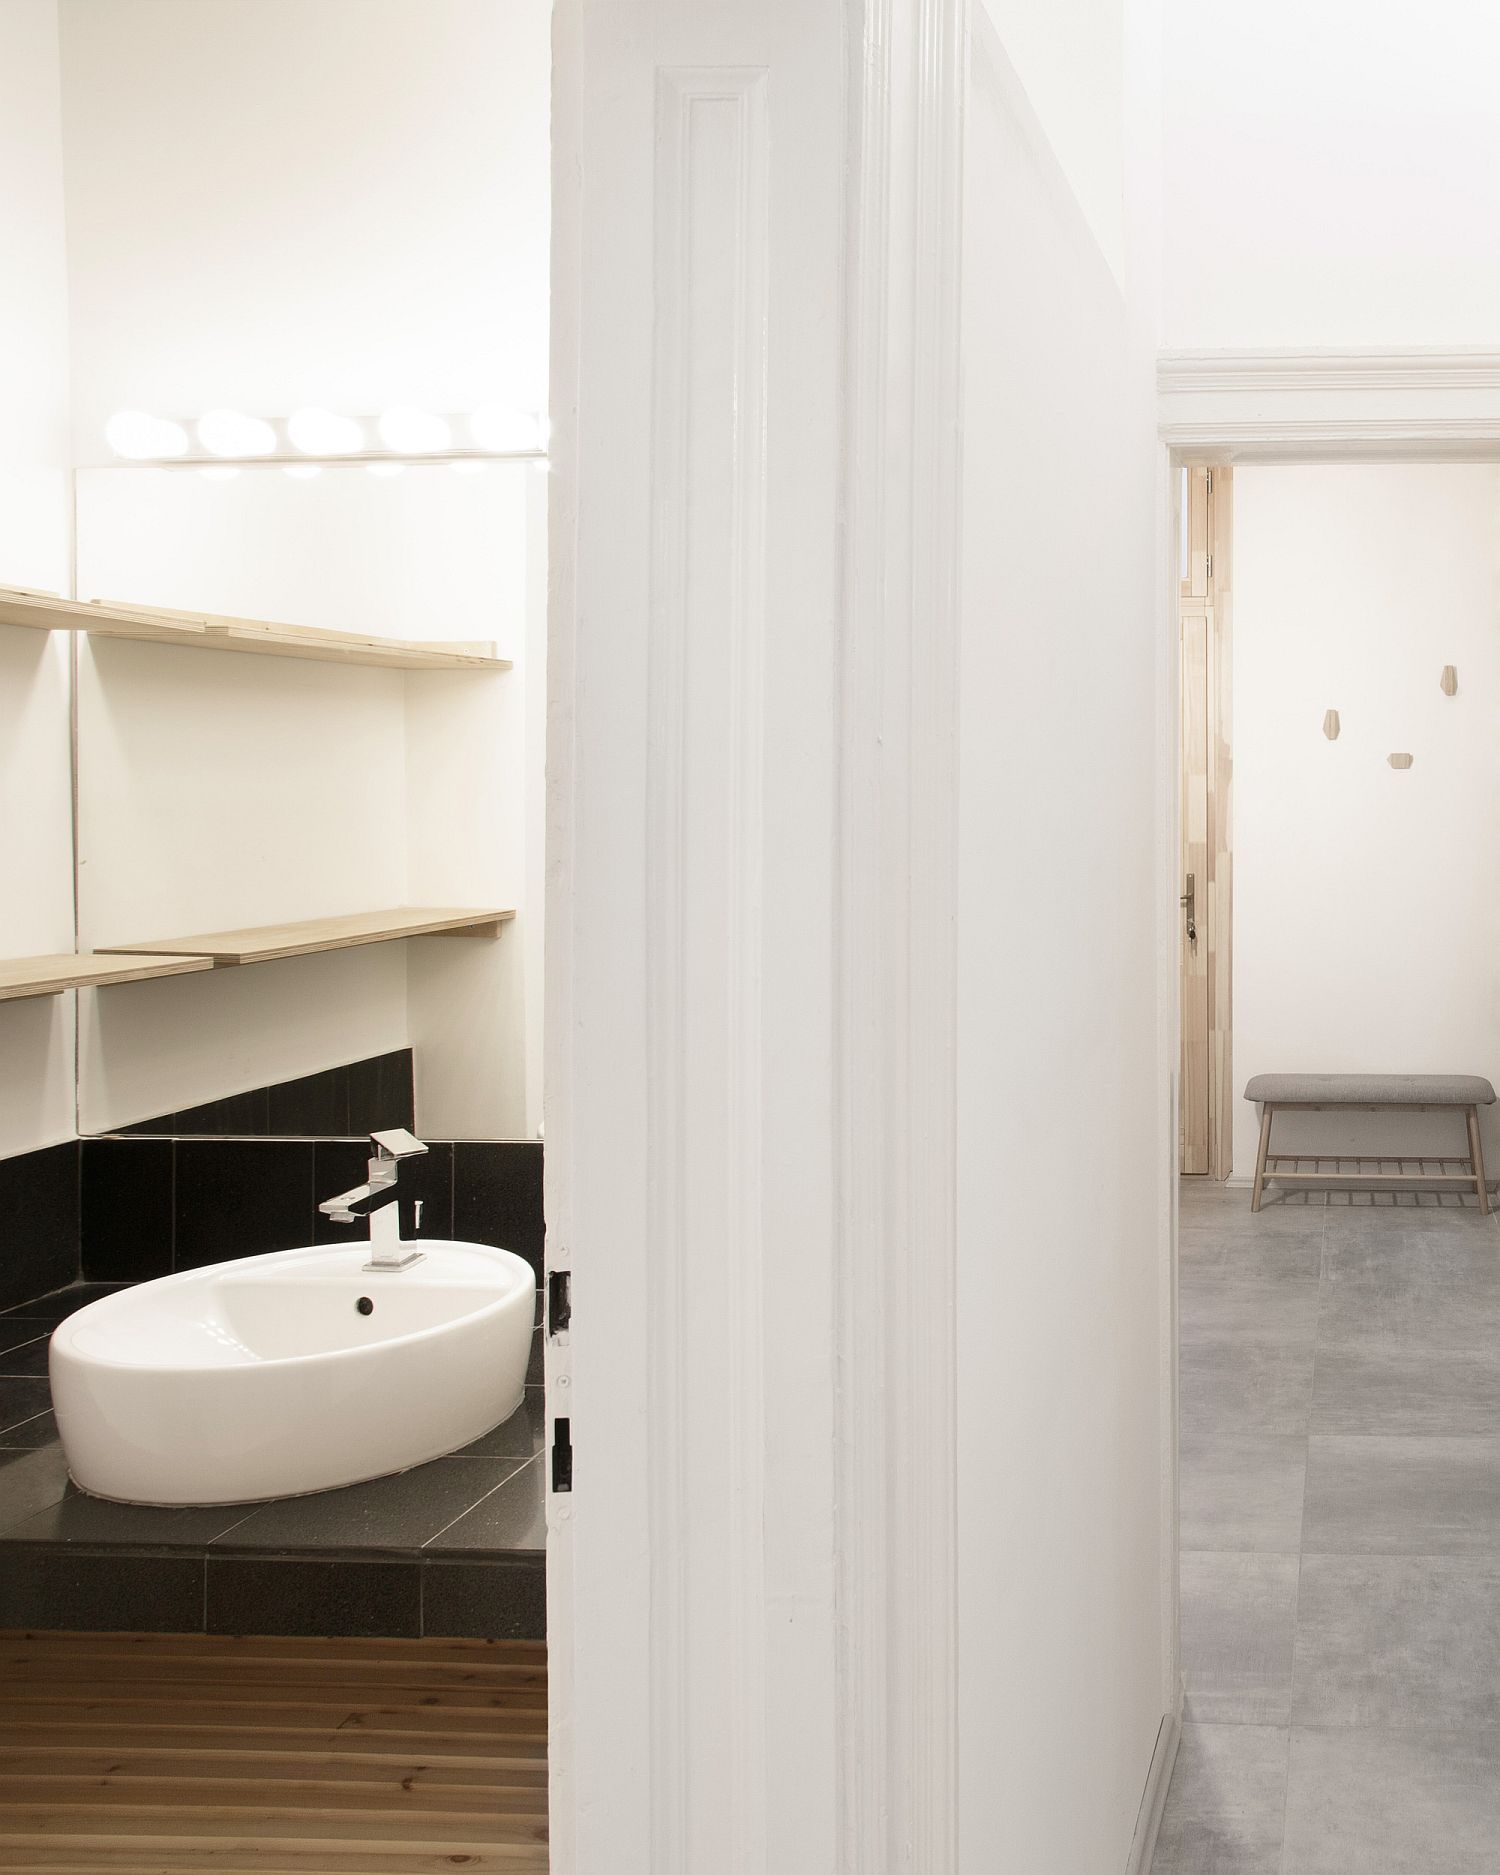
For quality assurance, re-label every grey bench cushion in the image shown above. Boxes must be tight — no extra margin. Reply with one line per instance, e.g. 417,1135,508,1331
1245,1073,1496,1106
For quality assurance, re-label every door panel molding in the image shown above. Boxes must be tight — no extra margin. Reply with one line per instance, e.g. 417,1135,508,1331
835,2,964,1871
646,64,771,1873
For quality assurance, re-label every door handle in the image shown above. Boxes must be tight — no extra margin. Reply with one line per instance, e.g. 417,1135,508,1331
1180,872,1197,944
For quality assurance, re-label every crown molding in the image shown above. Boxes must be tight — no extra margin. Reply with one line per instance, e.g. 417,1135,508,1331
1158,348,1500,396
1160,415,1500,459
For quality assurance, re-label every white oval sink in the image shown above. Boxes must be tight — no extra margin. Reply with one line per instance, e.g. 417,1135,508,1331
49,1240,537,1506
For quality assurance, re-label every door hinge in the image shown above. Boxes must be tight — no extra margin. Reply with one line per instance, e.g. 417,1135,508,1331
547,1268,571,1337
1206,552,1214,579
551,1417,573,1493
1205,468,1213,493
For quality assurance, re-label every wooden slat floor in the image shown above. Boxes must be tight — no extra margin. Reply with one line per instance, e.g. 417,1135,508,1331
0,1629,548,1874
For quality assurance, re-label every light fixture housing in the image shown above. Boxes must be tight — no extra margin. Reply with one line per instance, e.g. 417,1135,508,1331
197,409,277,457
287,407,364,456
468,405,543,453
104,411,189,459
377,407,450,453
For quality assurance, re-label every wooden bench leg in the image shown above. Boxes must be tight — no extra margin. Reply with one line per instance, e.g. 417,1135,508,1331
1467,1105,1490,1216
1251,1104,1273,1212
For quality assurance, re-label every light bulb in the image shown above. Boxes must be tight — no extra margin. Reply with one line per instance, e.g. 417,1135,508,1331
196,465,241,481
104,411,189,459
365,461,405,478
197,409,277,457
377,407,450,453
281,463,323,479
468,405,542,453
287,407,364,456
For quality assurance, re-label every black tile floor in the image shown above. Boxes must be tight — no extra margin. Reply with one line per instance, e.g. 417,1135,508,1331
0,1281,547,1639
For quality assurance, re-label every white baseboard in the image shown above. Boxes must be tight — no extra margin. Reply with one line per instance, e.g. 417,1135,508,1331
1125,1683,1183,1875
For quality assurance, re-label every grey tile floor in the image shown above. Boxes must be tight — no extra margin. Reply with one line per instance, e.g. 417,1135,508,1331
1156,1179,1500,1874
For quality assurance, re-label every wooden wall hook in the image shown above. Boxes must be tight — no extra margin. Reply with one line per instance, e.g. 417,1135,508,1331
1388,752,1414,770
1441,665,1458,696
1322,709,1340,740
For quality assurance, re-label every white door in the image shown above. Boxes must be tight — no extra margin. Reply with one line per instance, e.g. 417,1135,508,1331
545,1,966,1871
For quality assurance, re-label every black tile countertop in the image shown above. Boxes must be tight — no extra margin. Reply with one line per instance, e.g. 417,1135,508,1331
0,1282,547,1639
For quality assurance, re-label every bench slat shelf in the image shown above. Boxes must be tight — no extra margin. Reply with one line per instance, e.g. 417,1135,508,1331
0,953,213,1003
98,907,514,967
0,588,510,672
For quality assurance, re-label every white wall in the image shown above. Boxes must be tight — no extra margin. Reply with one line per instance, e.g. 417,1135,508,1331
978,0,1127,286
0,0,75,1158
1233,464,1500,1174
1163,0,1500,349
957,15,1168,1872
45,0,550,1137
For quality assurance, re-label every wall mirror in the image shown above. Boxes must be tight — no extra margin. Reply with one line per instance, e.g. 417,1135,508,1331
0,4,549,1159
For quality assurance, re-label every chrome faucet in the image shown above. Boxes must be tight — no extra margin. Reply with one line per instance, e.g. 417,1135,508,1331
318,1127,429,1272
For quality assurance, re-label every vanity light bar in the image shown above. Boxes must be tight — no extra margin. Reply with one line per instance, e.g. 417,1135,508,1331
100,406,549,469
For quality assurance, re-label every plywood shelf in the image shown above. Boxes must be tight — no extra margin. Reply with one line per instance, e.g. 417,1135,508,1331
0,587,510,672
0,952,214,1003
98,906,515,967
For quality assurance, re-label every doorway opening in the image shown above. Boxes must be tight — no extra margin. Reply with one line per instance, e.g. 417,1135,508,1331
1165,454,1500,1870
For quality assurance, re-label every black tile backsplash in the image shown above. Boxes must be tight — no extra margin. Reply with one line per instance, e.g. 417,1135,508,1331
346,1050,417,1137
171,1086,271,1137
0,1141,79,1308
267,1064,350,1138
81,1139,173,1283
0,1282,128,1325
174,1140,315,1271
453,1142,546,1277
12,1132,542,1281
120,1048,414,1138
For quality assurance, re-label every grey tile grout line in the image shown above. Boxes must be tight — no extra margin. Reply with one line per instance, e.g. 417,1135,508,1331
169,1137,178,1274
420,1451,541,1551
1276,1201,1327,1875
0,1409,55,1443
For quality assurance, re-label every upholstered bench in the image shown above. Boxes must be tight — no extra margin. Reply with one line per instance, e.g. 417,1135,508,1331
1243,1073,1497,1214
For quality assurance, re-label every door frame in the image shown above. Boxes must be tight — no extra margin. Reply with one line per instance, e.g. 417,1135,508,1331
1178,465,1233,1180
1156,351,1500,1807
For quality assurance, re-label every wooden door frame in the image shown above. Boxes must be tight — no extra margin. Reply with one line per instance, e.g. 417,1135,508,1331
1178,466,1233,1181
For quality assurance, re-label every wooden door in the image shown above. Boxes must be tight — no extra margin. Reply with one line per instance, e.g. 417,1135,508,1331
1179,466,1232,1177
